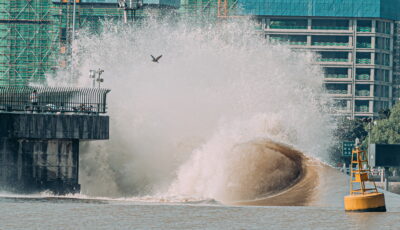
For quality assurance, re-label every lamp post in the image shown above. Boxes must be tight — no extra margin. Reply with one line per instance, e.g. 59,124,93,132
362,117,373,160
69,0,77,82
118,0,142,23
89,69,105,88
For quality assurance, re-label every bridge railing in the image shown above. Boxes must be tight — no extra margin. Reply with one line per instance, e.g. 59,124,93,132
0,87,111,114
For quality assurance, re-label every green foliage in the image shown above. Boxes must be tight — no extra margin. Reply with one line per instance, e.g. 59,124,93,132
335,117,368,142
329,117,368,164
369,103,400,144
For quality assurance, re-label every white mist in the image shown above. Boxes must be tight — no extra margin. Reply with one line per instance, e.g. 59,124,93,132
50,18,334,201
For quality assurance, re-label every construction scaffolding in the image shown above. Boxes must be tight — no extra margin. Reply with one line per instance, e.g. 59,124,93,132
0,0,229,87
0,0,61,86
58,2,147,33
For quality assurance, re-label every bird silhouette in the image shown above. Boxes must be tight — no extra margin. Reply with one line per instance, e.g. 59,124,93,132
151,55,162,63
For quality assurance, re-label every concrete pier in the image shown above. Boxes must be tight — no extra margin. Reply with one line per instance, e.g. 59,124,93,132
0,113,109,194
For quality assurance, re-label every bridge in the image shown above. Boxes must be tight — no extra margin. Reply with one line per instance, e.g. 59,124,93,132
0,87,111,194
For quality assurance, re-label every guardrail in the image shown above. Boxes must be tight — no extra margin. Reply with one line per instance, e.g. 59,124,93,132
0,87,111,114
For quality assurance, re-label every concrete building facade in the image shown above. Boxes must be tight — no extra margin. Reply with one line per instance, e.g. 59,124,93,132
237,0,400,118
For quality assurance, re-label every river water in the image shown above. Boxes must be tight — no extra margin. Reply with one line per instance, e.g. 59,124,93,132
0,195,399,230
6,18,398,230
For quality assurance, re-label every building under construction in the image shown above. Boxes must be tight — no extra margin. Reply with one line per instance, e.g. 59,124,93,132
0,0,180,87
2,0,400,118
0,0,60,86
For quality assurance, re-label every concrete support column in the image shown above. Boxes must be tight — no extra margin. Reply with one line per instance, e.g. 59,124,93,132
348,84,352,94
266,18,270,29
372,36,376,49
391,22,394,36
370,84,374,97
371,68,375,81
308,18,312,30
350,19,355,32
307,35,311,46
372,20,376,33
0,114,109,194
371,52,376,65
349,35,354,47
369,100,374,113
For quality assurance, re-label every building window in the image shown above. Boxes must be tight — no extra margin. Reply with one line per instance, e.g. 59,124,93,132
324,68,348,78
375,37,390,50
357,20,372,32
269,35,307,45
311,19,349,30
393,88,400,98
317,51,348,62
312,35,348,46
356,36,371,48
325,83,348,94
60,28,67,42
374,101,389,113
375,69,390,82
356,52,371,64
375,53,390,66
334,99,349,111
376,21,391,34
355,69,370,80
355,100,369,112
269,19,307,29
355,84,370,96
374,85,390,98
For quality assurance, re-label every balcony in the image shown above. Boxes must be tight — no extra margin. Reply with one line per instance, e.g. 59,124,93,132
355,90,370,97
254,25,263,31
327,89,348,94
312,42,348,46
355,106,369,112
269,19,308,30
325,74,348,79
357,27,372,32
269,25,307,29
357,43,372,48
356,59,371,64
355,74,370,80
317,58,348,62
312,26,348,30
312,19,349,31
270,36,307,46
288,41,307,45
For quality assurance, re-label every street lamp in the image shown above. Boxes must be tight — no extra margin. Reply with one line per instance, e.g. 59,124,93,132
362,117,373,160
89,69,105,88
118,0,143,23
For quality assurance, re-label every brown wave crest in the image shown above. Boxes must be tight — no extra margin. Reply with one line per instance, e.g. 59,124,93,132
221,140,320,206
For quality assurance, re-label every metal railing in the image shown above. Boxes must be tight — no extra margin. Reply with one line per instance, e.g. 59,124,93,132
0,87,111,114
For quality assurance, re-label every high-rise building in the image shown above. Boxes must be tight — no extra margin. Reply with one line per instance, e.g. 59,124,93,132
2,0,400,120
236,0,400,118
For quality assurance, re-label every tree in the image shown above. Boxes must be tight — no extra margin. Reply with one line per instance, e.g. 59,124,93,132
329,117,368,164
369,103,400,144
335,117,368,142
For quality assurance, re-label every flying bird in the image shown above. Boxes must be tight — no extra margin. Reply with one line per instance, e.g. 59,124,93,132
151,55,163,63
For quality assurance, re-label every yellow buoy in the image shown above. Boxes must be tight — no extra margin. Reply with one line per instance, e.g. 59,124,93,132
344,147,386,212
